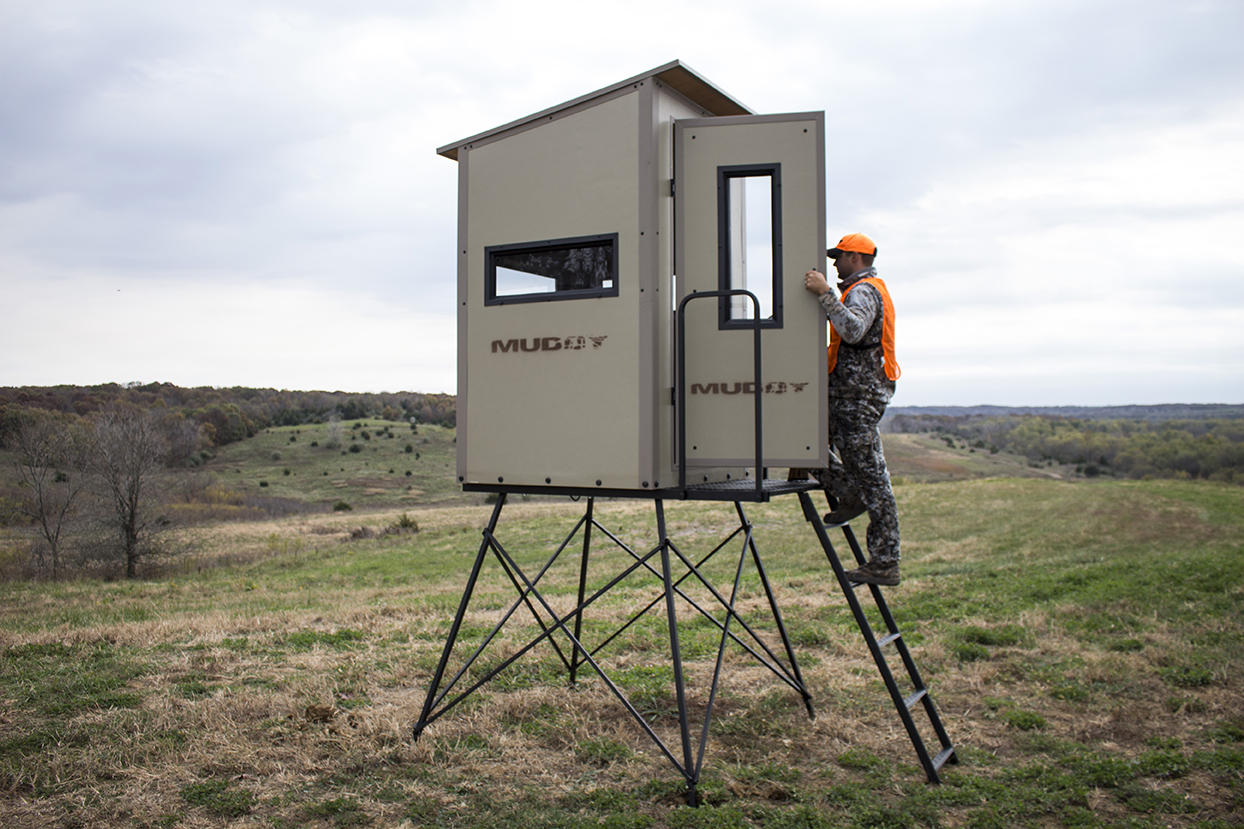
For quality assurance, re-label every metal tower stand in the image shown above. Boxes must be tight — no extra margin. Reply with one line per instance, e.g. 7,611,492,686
410,481,956,803
411,484,819,807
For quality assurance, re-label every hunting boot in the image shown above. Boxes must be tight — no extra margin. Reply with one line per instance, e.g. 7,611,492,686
844,560,900,586
823,493,866,527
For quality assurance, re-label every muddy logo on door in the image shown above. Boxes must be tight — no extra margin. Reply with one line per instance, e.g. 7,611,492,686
491,336,607,353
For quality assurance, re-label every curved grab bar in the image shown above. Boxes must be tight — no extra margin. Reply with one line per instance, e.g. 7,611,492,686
675,290,765,500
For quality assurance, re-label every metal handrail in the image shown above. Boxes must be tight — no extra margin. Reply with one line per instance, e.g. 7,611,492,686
676,290,765,500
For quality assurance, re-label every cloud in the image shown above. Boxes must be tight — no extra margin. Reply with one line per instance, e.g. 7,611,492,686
870,96,1244,405
1,267,455,392
1,0,1241,403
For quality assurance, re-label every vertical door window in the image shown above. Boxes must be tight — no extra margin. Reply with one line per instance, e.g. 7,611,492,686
718,164,782,328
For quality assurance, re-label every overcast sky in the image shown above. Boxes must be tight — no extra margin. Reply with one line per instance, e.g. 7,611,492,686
2,0,1241,406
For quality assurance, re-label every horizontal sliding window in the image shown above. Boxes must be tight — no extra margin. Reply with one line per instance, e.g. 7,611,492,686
486,233,619,305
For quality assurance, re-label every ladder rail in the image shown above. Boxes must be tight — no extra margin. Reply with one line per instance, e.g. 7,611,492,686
797,490,957,783
836,519,959,771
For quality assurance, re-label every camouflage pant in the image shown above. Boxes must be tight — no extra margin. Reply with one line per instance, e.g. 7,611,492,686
818,397,900,565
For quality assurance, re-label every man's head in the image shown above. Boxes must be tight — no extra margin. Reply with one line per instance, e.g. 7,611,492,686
828,232,877,280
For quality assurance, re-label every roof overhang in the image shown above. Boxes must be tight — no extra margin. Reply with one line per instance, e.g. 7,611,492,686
436,60,753,161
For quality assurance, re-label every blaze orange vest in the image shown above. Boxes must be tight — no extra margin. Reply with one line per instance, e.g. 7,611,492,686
827,276,900,381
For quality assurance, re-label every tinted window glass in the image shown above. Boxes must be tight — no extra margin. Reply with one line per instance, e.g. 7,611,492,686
486,234,618,305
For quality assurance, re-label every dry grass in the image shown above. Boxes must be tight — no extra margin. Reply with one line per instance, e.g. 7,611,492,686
2,480,1243,828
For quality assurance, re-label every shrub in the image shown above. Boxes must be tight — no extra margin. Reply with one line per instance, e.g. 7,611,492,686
348,444,362,454
258,481,269,488
333,501,353,512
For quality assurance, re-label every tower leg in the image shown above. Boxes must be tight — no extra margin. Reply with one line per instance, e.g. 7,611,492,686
412,494,506,740
570,497,595,685
656,500,698,805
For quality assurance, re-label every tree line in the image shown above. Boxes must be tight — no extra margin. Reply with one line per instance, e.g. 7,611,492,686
0,383,456,447
1,384,457,580
889,413,1244,483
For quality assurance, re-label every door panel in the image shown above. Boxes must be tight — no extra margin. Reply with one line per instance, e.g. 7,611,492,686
674,113,827,469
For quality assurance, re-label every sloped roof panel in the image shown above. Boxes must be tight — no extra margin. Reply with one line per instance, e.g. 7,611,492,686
436,60,752,160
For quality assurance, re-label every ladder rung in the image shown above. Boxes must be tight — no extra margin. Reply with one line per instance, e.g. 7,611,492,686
877,631,901,647
932,746,956,771
903,688,928,710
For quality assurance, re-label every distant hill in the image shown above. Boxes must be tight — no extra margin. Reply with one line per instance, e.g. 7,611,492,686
0,383,456,446
885,403,1244,422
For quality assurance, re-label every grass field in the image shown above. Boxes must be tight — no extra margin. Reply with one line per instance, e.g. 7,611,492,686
199,419,469,510
2,457,1242,828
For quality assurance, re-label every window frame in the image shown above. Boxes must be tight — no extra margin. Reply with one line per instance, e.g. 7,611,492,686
716,163,783,330
484,232,620,306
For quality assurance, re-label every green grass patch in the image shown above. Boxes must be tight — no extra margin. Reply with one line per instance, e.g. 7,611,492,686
180,779,257,818
284,627,367,650
0,641,147,718
303,796,371,826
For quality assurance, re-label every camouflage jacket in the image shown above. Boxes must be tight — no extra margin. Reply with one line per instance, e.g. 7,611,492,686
818,267,896,403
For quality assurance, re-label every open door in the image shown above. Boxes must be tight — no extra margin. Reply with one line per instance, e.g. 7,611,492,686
674,112,827,470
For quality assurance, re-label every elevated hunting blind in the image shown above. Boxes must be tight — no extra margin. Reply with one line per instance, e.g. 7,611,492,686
418,64,957,802
439,61,828,494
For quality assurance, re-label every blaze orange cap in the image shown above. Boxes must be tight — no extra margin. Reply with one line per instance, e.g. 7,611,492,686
828,232,877,258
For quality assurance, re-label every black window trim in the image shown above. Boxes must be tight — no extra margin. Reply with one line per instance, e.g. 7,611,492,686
716,163,783,330
484,232,620,306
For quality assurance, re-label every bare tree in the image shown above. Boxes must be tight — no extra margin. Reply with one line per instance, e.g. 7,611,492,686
7,416,88,578
166,415,207,466
88,406,171,578
325,415,344,449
